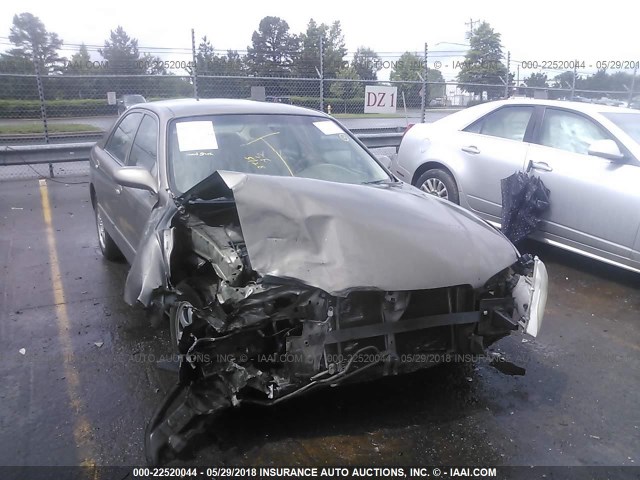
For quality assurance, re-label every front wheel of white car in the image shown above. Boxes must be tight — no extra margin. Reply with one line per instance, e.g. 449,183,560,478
95,204,123,261
416,168,460,204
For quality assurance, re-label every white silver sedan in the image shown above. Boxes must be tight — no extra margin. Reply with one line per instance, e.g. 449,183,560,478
392,98,640,273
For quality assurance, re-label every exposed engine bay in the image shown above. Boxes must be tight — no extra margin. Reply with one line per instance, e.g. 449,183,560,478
131,172,547,464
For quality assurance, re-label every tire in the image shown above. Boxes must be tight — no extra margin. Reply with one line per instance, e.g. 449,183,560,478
169,283,204,354
415,168,460,204
94,204,123,261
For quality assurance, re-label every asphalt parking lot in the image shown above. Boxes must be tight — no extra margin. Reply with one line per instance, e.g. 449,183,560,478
0,176,639,469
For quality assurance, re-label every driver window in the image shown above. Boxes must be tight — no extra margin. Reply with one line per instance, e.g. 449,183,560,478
105,112,143,163
539,109,611,155
128,114,158,176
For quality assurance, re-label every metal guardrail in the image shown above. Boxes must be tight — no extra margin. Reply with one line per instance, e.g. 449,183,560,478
0,131,404,168
356,132,404,149
0,142,94,166
0,131,105,145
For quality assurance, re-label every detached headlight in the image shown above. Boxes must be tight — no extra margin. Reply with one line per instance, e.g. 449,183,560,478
512,256,548,337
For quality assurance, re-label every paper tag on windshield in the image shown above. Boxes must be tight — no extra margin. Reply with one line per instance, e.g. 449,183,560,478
313,120,343,135
176,121,218,151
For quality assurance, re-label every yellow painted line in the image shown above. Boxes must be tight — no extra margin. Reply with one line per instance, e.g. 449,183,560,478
258,139,294,176
39,179,99,474
243,131,280,145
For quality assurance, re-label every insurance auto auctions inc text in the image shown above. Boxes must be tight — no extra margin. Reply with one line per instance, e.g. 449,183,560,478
255,467,497,478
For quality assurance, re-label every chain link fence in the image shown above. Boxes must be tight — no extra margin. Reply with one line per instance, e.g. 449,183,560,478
1,44,639,180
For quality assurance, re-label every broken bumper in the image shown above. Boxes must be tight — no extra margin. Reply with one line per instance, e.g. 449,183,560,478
143,258,548,465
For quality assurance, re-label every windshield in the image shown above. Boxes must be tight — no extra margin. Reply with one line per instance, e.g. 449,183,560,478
602,112,640,144
168,114,390,193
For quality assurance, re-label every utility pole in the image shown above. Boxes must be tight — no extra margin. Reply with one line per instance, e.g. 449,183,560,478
465,18,479,39
571,64,577,100
191,28,199,100
319,37,324,112
421,43,428,123
33,51,53,177
505,51,511,98
629,67,637,105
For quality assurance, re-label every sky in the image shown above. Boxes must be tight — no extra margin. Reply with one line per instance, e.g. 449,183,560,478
0,0,637,82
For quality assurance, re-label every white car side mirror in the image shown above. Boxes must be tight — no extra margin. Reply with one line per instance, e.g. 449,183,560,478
375,154,393,169
588,139,624,161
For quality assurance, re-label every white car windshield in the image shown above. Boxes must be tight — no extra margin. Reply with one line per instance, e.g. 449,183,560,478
602,112,640,145
168,114,390,193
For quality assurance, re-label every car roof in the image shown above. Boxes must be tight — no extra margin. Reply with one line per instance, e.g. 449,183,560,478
480,98,632,115
133,98,328,120
432,98,636,129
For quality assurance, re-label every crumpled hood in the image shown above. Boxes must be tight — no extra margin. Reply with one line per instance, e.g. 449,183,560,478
215,171,519,295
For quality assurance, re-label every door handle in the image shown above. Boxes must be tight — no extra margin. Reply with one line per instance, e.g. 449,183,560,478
528,160,553,172
114,185,122,195
461,145,480,154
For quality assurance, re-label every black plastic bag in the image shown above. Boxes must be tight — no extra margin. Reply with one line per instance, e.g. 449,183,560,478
500,171,550,244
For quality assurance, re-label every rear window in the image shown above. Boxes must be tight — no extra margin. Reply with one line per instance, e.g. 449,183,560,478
464,106,534,141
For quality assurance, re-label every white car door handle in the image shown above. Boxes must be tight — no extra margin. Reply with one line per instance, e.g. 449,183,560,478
461,145,480,154
114,185,122,195
529,161,553,172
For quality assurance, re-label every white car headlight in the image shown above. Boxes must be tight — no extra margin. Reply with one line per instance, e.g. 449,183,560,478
512,256,548,337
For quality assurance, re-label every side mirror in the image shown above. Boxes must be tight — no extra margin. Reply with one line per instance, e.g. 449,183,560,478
588,139,624,161
113,166,158,194
376,154,393,169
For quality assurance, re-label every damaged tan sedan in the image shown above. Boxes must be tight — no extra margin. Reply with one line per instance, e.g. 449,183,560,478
89,99,548,464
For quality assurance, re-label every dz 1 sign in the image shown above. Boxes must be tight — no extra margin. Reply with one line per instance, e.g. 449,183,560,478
364,86,398,114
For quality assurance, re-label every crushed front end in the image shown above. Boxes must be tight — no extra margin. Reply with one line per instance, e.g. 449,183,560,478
137,172,548,464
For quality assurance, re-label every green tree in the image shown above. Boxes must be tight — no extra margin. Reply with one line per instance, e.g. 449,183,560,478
456,21,507,99
59,44,103,99
99,26,141,74
524,72,548,88
607,71,633,93
64,43,91,73
296,19,347,79
189,37,246,76
1,12,64,73
191,36,217,75
218,50,246,76
552,71,575,89
582,69,613,98
247,16,299,77
140,53,166,75
352,47,380,81
390,52,445,107
186,37,248,98
329,65,364,99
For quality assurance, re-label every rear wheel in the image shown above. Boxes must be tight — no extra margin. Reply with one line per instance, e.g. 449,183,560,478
416,168,460,204
95,204,123,261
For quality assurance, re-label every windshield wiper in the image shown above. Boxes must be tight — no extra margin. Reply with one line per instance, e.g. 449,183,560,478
362,178,401,185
